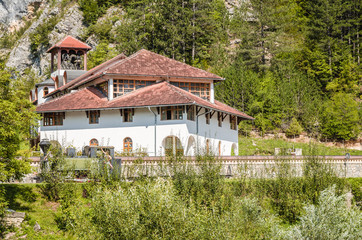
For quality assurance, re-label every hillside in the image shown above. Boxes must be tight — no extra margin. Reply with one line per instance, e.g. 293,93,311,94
0,0,360,142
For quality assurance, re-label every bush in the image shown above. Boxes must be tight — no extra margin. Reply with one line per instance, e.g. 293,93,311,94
285,117,303,138
347,178,362,207
71,179,211,239
275,186,362,240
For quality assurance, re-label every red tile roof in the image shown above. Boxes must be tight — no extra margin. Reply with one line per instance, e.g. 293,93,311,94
104,49,224,80
37,87,108,112
37,81,254,120
46,49,224,98
46,36,92,53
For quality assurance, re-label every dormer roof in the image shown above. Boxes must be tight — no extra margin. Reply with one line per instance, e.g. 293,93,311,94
46,36,92,53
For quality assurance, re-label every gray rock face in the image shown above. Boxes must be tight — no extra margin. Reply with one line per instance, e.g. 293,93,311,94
0,0,37,25
6,3,86,77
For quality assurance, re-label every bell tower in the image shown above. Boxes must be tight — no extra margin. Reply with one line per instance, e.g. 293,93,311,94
46,36,92,74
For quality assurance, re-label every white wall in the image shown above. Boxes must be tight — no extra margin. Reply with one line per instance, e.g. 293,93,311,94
37,86,55,104
40,107,239,156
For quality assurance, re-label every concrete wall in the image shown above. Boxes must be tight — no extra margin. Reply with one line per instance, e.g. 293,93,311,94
40,107,239,156
117,156,362,179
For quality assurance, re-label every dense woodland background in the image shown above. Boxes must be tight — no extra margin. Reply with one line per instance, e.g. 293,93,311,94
0,0,361,141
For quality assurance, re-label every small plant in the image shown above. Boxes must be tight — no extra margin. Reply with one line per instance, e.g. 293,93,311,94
285,117,303,138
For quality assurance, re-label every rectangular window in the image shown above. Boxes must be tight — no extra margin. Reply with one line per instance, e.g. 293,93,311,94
43,112,64,126
171,82,210,100
89,110,100,124
161,106,183,120
230,115,237,130
123,109,133,122
218,112,222,127
113,80,154,98
187,106,195,121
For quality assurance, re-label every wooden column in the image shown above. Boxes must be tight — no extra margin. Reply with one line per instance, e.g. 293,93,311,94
51,52,54,73
84,52,87,71
57,48,61,75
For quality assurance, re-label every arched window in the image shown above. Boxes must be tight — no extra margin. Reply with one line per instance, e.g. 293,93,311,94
123,137,133,152
164,136,183,156
90,138,98,146
43,87,49,95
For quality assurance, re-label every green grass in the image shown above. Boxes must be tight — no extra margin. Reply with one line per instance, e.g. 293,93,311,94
238,136,362,156
2,184,75,239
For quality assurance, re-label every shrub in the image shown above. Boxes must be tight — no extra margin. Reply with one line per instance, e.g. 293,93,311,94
71,179,211,239
285,117,303,138
275,186,362,240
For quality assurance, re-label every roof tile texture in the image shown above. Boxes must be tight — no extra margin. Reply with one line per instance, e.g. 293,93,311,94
37,81,253,120
47,36,91,52
106,49,223,80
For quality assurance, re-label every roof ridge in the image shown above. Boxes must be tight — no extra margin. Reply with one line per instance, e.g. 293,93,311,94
145,50,223,79
104,50,145,74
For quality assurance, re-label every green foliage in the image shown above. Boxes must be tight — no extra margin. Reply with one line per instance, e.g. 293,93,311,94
115,0,228,65
275,186,362,240
347,178,362,207
321,92,360,140
0,64,38,182
87,42,118,69
0,186,8,237
285,117,303,138
232,155,347,223
38,146,72,201
29,16,58,55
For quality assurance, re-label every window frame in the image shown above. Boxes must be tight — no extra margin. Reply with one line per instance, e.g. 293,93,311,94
89,110,100,124
171,82,210,100
123,109,133,122
43,112,64,126
90,138,99,146
123,137,133,153
161,106,183,121
113,79,154,98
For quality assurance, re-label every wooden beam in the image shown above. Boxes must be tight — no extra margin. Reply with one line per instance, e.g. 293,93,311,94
196,106,202,115
210,110,216,118
222,113,228,121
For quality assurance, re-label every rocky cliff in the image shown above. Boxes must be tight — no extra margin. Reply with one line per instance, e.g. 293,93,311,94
1,0,242,79
4,1,86,78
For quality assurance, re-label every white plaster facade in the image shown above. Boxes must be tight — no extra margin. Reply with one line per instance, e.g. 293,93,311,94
40,107,239,156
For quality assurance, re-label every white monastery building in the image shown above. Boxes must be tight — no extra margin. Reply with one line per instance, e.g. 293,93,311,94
33,36,254,156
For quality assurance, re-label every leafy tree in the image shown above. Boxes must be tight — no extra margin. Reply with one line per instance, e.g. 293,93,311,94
0,64,39,181
321,92,359,140
115,0,228,66
87,42,118,69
